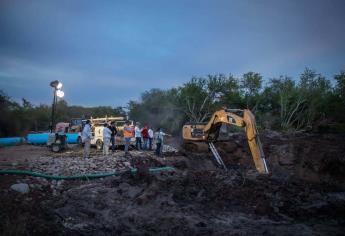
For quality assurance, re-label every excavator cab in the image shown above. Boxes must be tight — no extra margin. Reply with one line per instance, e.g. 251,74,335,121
183,123,206,140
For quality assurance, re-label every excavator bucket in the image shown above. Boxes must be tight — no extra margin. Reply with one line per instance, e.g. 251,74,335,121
243,110,269,174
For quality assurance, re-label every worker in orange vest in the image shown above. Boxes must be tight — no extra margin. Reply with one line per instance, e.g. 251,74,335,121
123,120,134,156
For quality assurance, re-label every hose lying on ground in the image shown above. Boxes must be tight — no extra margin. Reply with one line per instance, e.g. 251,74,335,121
0,166,175,180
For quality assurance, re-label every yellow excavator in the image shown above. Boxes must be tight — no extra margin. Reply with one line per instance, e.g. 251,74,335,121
182,108,269,174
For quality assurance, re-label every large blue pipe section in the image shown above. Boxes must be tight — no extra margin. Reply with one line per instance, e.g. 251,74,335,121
27,133,79,144
0,133,79,146
26,133,49,145
0,137,23,146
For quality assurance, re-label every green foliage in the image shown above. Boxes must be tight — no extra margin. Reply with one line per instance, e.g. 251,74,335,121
241,72,263,110
128,69,345,133
218,74,243,108
328,71,345,123
177,74,243,122
177,76,217,122
1,68,345,137
334,71,345,103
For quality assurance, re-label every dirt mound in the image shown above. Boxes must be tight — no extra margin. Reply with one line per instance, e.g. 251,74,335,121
201,131,345,188
46,168,344,235
263,132,345,188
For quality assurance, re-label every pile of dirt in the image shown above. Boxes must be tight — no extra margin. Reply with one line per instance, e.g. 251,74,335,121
44,168,345,235
263,132,345,188
204,131,345,188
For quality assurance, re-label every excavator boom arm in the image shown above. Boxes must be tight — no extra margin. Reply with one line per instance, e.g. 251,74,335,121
242,110,269,174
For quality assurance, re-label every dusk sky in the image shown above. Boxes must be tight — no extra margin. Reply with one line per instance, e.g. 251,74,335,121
1,0,344,107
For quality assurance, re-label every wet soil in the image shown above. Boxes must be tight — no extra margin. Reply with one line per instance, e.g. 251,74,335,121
0,132,345,235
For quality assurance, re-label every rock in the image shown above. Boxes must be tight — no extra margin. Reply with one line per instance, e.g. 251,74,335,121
123,162,131,167
246,170,259,180
127,186,143,198
119,183,131,191
255,200,273,215
273,206,280,213
270,144,296,166
265,130,284,139
10,183,30,194
162,145,178,153
327,192,345,202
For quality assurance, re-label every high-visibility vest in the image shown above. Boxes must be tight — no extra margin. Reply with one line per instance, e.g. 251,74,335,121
123,125,133,138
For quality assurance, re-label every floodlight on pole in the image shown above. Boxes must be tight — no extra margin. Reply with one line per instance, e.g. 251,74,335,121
56,90,64,98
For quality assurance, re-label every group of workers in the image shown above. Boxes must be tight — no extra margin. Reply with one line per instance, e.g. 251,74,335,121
81,120,169,158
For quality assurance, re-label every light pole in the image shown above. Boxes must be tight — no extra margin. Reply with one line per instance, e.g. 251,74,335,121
50,80,64,132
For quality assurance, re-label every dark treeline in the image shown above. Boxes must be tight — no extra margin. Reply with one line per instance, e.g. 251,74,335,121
1,68,345,137
0,94,125,137
129,68,345,134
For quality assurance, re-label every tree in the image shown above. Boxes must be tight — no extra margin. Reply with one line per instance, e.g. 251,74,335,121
218,74,243,108
269,77,307,129
298,68,332,128
325,71,345,124
241,72,263,110
334,71,345,103
177,75,228,122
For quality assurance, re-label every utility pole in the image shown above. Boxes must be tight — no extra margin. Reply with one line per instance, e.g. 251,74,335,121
49,80,64,133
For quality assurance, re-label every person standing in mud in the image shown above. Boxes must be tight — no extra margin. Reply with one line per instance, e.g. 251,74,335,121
123,121,134,157
148,126,154,150
141,125,149,150
154,128,170,157
109,121,118,153
102,123,112,156
81,120,92,158
134,123,142,150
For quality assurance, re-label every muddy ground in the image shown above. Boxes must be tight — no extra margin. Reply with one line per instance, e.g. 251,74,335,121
0,132,345,235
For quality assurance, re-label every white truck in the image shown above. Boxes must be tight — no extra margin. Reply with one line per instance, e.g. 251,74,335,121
88,116,135,150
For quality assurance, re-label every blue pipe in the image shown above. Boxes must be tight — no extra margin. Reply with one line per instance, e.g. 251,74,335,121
66,133,79,144
27,133,49,144
0,137,23,146
27,133,79,145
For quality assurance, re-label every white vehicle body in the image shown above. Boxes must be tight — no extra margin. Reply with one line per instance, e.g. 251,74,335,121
80,116,135,149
